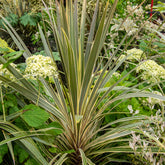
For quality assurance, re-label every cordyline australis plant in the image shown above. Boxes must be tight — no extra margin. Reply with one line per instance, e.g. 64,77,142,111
0,0,165,164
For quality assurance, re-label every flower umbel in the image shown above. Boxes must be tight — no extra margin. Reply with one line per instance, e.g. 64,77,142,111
136,60,165,83
24,55,58,81
126,48,146,61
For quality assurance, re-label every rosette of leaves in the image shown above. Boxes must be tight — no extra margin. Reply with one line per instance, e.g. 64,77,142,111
0,0,165,164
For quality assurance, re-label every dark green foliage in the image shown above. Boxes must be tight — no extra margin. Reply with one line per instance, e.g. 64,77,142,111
0,13,41,28
43,122,64,136
4,14,18,26
20,13,41,26
0,92,62,163
21,104,50,128
0,12,42,50
0,144,8,163
0,14,18,28
13,145,39,165
24,158,39,165
14,144,39,165
14,145,29,164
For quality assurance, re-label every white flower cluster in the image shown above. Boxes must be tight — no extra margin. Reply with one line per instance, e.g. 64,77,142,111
111,17,138,36
145,21,160,31
24,55,58,81
121,17,138,36
0,63,19,86
127,4,144,19
126,48,146,61
136,60,165,83
118,48,145,62
111,3,145,37
127,105,139,115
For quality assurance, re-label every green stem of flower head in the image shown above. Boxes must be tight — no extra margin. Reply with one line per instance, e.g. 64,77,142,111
0,86,6,122
36,80,41,106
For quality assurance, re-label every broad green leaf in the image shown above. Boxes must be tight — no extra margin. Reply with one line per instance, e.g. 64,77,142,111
3,51,24,68
14,145,29,163
52,52,61,61
24,158,39,165
20,13,37,26
34,51,61,61
49,147,58,153
62,149,75,154
5,14,18,26
21,104,50,127
44,122,63,136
